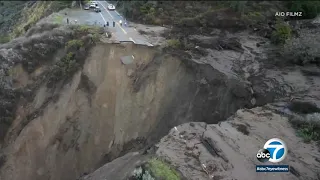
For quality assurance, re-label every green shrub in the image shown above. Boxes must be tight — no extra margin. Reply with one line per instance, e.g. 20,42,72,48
0,35,10,44
59,52,78,73
271,21,292,45
66,39,84,49
10,1,71,38
290,113,320,143
297,124,320,143
167,39,181,49
50,52,79,84
287,1,320,19
53,15,63,24
242,11,265,25
91,34,101,42
11,1,48,37
73,25,103,36
147,158,180,180
140,3,154,15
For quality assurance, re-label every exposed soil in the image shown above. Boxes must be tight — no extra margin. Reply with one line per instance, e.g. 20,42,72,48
0,36,256,180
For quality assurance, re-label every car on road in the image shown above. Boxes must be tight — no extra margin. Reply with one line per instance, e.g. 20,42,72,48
90,2,97,8
108,4,115,10
94,6,101,12
84,5,89,10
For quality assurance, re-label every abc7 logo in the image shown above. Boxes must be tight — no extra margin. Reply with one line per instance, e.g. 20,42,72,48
256,149,271,162
257,138,287,163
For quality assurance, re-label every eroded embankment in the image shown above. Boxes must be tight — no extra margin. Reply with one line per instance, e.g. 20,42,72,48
0,41,253,180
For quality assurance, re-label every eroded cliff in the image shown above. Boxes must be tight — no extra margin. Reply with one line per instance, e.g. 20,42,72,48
0,23,254,180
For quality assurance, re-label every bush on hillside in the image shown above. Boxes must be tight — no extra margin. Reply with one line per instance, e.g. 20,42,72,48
130,158,180,180
25,23,60,37
11,1,72,38
0,1,27,34
66,39,84,50
166,39,181,49
242,11,266,26
147,158,180,180
271,21,292,45
71,25,104,36
290,113,320,142
0,35,10,44
282,29,320,65
47,25,102,87
47,50,81,87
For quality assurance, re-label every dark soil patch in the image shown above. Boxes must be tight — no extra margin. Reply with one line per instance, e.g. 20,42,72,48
288,101,320,114
232,123,250,135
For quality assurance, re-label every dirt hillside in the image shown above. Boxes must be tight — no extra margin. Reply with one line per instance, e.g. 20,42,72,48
0,23,256,180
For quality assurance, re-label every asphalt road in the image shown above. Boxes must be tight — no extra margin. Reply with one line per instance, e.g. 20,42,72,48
64,1,153,46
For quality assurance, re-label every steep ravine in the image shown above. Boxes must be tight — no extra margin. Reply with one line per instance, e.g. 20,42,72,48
0,41,254,180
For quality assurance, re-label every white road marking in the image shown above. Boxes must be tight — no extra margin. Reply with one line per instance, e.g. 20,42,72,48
118,24,127,34
99,1,153,46
99,13,107,24
98,1,127,34
129,37,136,43
98,2,114,19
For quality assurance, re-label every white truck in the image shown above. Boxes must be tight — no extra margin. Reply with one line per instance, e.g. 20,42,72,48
90,1,98,8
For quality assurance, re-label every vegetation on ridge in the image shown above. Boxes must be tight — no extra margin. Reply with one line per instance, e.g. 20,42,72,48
290,113,320,143
131,158,181,180
47,25,103,87
11,1,71,38
0,24,103,142
0,1,72,42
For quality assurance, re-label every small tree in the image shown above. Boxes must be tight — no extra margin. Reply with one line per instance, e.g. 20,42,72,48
271,20,292,45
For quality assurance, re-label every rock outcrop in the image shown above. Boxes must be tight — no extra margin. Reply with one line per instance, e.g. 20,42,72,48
154,106,320,180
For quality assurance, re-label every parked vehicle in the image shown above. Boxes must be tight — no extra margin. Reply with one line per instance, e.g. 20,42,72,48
107,4,115,10
84,5,89,10
90,2,97,8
